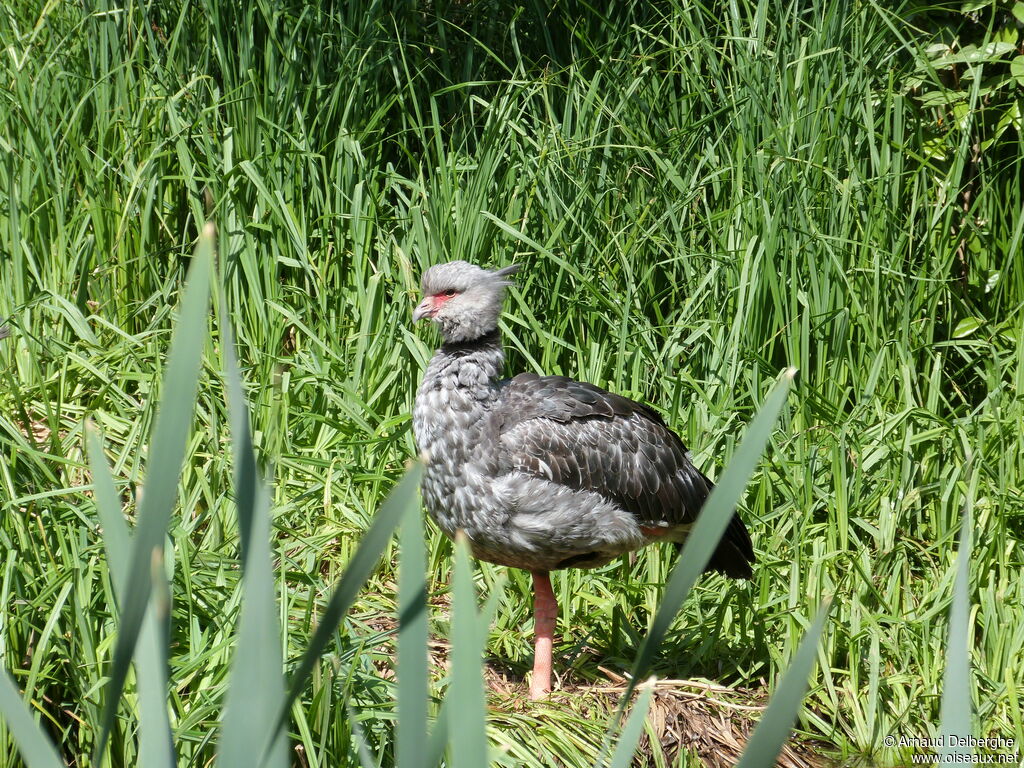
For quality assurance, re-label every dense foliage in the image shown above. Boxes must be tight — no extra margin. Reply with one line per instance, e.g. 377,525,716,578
1,1,1021,765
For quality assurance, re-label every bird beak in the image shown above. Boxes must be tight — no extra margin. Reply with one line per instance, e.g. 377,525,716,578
413,297,436,322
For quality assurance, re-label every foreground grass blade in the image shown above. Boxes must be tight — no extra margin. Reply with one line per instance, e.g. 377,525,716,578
426,572,504,767
94,224,214,762
424,701,450,768
217,323,287,768
626,369,795,697
449,534,488,768
86,426,174,768
735,600,831,768
396,473,428,768
346,701,380,768
938,507,974,760
0,671,65,768
281,463,423,720
605,686,654,768
86,425,130,581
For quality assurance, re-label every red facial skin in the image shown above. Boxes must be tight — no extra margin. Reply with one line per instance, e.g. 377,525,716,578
428,293,455,315
414,291,459,320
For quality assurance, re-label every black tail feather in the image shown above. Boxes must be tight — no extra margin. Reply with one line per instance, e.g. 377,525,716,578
675,511,755,579
684,471,755,579
706,512,755,579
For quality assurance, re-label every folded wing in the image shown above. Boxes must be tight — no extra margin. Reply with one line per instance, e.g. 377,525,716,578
493,373,754,577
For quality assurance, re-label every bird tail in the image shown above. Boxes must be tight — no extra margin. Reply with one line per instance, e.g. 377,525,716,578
702,512,755,579
678,472,755,580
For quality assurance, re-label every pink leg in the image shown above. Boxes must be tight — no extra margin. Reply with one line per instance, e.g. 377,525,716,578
530,570,557,700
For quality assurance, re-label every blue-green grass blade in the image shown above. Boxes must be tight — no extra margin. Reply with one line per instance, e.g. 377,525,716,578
93,223,213,762
86,425,174,768
397,474,428,768
222,316,259,569
450,533,488,768
282,464,423,720
86,424,130,566
217,320,287,768
425,701,449,768
627,369,795,697
425,574,504,768
735,600,831,768
938,507,974,759
605,686,654,768
0,671,65,768
346,701,380,768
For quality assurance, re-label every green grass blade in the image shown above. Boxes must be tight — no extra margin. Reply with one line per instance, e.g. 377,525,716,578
938,507,974,759
605,686,654,768
396,469,428,768
282,463,423,720
735,600,831,768
0,671,65,768
626,369,795,697
86,425,174,768
449,533,488,768
93,223,213,762
217,321,287,768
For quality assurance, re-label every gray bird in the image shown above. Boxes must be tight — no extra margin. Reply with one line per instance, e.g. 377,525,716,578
412,261,753,699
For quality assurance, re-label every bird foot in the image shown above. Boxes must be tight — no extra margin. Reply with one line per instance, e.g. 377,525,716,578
528,676,551,700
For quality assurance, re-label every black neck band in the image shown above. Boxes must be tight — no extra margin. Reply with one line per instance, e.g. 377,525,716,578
441,329,502,355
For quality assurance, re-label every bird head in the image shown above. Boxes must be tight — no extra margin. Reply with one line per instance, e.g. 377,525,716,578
413,260,520,343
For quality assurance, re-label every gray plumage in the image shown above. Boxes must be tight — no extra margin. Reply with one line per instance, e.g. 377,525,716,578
412,261,753,577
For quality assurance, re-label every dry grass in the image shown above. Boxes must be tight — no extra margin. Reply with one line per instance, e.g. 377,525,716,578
633,686,833,768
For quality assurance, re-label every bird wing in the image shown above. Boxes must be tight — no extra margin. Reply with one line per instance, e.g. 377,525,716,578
493,373,713,528
493,372,755,577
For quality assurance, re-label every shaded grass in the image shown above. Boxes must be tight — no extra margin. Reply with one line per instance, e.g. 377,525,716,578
1,0,1022,765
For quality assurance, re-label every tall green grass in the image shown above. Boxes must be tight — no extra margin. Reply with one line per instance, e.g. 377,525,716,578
1,0,1021,765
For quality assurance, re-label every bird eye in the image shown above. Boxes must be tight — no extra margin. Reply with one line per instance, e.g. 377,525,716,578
443,289,457,296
